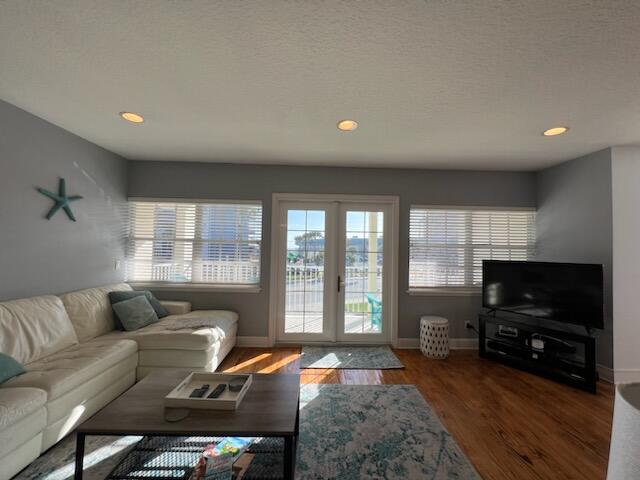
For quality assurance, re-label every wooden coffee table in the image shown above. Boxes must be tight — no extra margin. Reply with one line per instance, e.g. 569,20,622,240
74,371,300,480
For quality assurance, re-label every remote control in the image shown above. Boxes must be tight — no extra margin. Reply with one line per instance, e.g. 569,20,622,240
207,384,226,398
189,384,211,398
189,388,206,398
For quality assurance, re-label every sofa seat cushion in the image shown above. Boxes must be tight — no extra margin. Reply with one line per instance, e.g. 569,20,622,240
138,321,239,368
2,338,138,401
135,329,237,380
100,310,238,351
43,355,136,425
61,283,132,342
0,295,78,365
0,387,46,430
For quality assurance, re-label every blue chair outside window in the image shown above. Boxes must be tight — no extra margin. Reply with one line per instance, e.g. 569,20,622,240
365,293,383,330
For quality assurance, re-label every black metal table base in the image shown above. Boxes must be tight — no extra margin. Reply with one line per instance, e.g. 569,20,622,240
73,433,297,480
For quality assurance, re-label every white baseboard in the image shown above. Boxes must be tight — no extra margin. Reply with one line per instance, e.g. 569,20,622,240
613,369,640,384
237,337,478,349
597,364,614,383
396,337,478,350
396,338,420,349
236,336,272,347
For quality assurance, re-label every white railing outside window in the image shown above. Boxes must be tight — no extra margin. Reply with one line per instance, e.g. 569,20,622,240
284,265,374,312
409,207,536,291
126,200,262,287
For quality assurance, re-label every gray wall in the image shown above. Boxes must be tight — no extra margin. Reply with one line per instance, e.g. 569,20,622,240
128,161,536,339
0,100,128,300
535,148,614,368
0,97,617,362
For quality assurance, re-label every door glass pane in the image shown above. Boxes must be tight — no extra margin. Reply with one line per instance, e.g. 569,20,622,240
344,210,383,334
285,209,325,334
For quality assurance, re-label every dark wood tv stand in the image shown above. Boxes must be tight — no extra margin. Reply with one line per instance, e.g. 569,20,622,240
479,314,597,393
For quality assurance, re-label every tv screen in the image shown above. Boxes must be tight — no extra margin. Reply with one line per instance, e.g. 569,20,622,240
482,260,604,329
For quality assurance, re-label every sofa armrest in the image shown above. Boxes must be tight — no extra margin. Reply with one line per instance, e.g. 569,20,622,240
160,301,192,315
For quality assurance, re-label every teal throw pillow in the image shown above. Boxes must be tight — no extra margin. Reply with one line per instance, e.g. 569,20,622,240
111,295,159,331
109,290,169,330
0,353,26,384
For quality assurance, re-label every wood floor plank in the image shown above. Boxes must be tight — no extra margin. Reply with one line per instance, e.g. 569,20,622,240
218,347,613,480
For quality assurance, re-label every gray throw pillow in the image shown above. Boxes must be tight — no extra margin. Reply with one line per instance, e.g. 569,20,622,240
111,295,159,331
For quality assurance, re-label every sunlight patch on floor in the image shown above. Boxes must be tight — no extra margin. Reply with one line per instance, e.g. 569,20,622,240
301,370,337,384
41,436,142,480
223,353,272,372
305,352,343,368
258,353,299,373
299,383,323,410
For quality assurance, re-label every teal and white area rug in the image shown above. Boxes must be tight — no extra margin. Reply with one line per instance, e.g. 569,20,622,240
15,384,478,480
14,435,142,480
297,384,479,479
299,345,404,369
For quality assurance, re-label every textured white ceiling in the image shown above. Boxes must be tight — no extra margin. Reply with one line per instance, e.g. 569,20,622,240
1,0,640,170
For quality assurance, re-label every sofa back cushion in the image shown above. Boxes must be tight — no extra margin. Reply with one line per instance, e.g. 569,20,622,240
0,295,79,365
61,283,132,341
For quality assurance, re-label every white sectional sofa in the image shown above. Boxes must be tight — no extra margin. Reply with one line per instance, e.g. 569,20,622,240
0,283,238,480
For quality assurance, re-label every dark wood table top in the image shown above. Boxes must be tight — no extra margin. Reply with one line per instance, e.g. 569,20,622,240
78,371,301,437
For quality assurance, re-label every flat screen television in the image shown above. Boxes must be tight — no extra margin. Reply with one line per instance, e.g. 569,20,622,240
482,260,604,330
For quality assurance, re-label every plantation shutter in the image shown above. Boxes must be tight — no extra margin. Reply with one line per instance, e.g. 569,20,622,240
409,207,536,289
126,201,262,285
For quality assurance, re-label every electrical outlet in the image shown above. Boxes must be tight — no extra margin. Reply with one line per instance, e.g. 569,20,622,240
114,259,122,271
465,321,474,329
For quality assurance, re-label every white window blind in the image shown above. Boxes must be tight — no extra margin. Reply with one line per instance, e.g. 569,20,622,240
126,201,262,286
409,207,536,289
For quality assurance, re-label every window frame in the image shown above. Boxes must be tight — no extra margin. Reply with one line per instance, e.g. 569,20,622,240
126,197,263,293
407,205,536,296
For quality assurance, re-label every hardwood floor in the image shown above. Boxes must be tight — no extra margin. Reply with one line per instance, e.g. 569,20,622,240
218,347,614,480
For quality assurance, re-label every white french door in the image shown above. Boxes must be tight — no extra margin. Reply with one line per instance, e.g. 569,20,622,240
277,201,337,342
336,203,389,342
273,195,396,344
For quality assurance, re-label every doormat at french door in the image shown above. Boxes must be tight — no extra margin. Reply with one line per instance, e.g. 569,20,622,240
299,345,404,369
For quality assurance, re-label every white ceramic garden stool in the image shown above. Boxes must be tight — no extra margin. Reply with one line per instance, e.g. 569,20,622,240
420,316,450,359
607,383,640,479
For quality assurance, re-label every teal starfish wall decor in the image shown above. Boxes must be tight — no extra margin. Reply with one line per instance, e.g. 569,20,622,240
36,178,83,221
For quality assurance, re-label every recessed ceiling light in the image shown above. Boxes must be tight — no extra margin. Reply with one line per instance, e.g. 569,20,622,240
337,119,358,131
542,126,568,136
119,111,144,124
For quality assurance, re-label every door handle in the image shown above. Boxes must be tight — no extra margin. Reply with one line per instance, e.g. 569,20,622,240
337,275,342,293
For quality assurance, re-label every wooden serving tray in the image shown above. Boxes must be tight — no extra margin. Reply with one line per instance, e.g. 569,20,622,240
164,372,252,410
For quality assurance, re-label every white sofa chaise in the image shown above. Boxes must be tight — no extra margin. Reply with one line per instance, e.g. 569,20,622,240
0,283,238,480
62,284,238,380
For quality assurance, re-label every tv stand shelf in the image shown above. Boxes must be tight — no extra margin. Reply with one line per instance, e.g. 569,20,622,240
479,314,597,393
